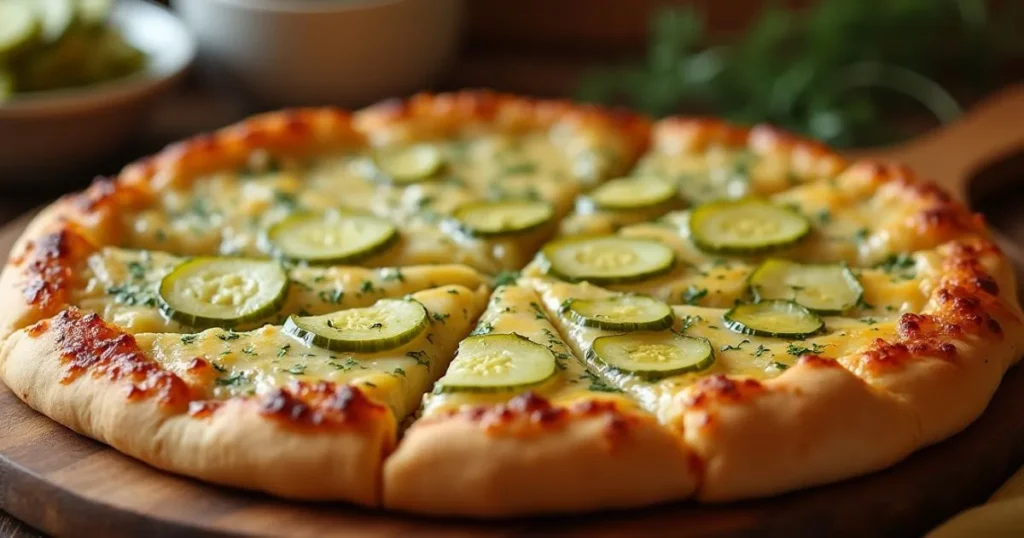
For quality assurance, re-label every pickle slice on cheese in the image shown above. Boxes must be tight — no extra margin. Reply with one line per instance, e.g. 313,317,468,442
567,295,674,331
749,259,864,314
589,332,714,380
723,300,824,338
454,200,554,237
373,144,445,184
158,258,290,328
267,212,398,265
541,236,675,284
434,333,556,393
589,176,677,211
689,199,811,255
283,298,428,353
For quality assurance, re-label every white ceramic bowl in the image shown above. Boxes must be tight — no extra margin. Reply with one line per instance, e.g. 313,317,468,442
0,0,196,182
171,0,464,107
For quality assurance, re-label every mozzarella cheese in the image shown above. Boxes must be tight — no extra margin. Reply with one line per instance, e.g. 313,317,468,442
134,285,488,420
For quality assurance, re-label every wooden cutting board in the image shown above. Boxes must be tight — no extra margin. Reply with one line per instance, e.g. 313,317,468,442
1,86,1023,538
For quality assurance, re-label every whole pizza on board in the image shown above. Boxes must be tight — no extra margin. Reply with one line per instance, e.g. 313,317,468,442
1,91,1020,517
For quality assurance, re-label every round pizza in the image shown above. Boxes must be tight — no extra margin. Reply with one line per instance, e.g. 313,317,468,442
1,91,1021,517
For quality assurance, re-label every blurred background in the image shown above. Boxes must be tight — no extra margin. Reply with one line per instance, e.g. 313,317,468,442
0,0,1021,204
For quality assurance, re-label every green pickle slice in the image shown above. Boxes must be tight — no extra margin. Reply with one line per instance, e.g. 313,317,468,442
567,295,674,331
541,236,675,284
589,332,714,380
454,200,554,237
284,298,428,353
434,334,557,393
723,300,825,338
158,257,290,328
267,212,398,265
749,259,863,314
689,199,811,255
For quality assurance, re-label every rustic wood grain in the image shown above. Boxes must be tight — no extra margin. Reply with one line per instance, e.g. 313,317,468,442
0,86,1022,537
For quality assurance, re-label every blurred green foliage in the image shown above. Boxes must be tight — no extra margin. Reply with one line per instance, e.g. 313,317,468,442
576,0,1023,147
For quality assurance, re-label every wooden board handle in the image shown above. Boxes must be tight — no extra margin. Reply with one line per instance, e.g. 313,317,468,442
854,84,1024,200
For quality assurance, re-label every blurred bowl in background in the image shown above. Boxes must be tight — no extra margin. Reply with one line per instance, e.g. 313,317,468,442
171,0,464,108
0,0,196,184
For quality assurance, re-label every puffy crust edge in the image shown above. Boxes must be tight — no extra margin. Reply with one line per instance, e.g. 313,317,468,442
0,201,99,342
651,117,848,181
118,107,365,191
383,393,698,516
840,236,1024,445
354,89,651,168
0,317,396,505
676,358,919,501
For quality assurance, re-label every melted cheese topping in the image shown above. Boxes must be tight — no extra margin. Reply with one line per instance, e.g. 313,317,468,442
422,285,634,415
71,247,488,334
134,285,488,420
534,280,897,422
122,131,623,273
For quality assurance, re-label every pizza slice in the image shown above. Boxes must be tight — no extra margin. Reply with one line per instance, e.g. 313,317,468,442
383,283,698,516
102,92,647,274
0,284,489,505
351,91,650,270
559,118,846,236
527,226,1024,502
71,246,488,334
525,162,986,308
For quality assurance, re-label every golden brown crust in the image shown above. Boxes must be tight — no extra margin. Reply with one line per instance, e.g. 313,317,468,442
384,392,699,516
651,116,848,181
355,89,651,172
0,311,395,504
119,107,365,191
676,358,920,501
839,236,1024,445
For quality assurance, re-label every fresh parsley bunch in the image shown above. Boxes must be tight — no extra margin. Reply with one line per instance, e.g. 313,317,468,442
576,0,1022,147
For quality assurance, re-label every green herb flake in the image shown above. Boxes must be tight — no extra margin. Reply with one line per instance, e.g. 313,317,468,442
218,331,241,342
786,342,827,357
470,322,494,336
216,373,246,386
314,288,343,304
431,312,450,324
126,261,147,281
493,270,521,287
681,285,708,305
720,339,751,352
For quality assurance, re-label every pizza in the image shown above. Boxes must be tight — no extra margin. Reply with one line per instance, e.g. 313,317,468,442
1,91,1022,517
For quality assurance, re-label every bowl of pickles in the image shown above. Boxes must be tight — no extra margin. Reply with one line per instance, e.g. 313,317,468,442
0,0,195,181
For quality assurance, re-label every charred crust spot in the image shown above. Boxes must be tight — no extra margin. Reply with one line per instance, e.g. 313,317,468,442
188,400,223,419
47,308,189,408
186,358,210,373
437,392,638,439
73,178,118,211
987,317,1003,334
686,375,764,408
975,275,1000,295
257,382,385,429
798,354,839,368
21,230,87,310
26,319,50,337
191,135,220,153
